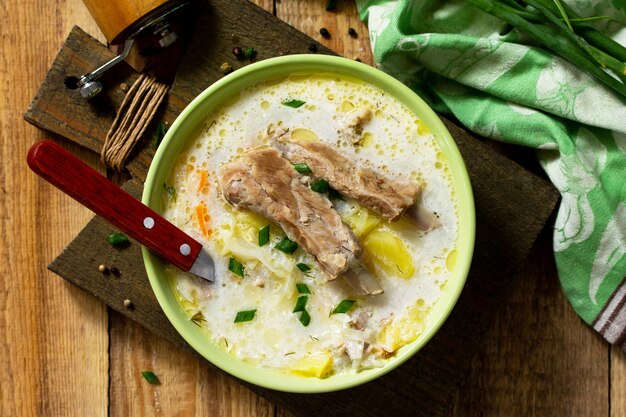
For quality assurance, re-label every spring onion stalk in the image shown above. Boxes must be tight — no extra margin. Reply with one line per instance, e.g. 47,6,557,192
524,0,626,80
466,0,626,98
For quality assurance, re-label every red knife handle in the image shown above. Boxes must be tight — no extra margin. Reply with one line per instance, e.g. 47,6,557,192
26,140,202,272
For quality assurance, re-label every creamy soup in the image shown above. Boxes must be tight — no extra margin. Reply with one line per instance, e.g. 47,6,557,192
161,73,458,377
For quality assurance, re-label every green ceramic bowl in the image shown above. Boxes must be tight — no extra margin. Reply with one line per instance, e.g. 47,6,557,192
142,54,475,393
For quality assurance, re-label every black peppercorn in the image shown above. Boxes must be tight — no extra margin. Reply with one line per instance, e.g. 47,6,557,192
348,28,358,38
319,28,330,39
308,43,318,52
110,266,121,276
232,47,243,58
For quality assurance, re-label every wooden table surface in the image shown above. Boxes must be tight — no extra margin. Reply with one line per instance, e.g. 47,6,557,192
2,1,625,416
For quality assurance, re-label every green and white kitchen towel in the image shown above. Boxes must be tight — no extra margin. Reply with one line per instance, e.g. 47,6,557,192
355,0,626,349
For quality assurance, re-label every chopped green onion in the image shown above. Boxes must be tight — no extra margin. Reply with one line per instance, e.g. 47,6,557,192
152,122,167,149
141,371,160,385
311,179,330,193
243,47,257,60
293,163,312,174
258,224,270,246
106,233,129,246
330,299,356,315
299,309,311,326
228,257,244,277
296,263,311,273
282,99,306,108
296,283,311,294
275,237,298,254
293,295,308,313
234,309,257,323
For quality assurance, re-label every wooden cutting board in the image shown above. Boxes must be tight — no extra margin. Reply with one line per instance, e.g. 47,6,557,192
24,1,559,416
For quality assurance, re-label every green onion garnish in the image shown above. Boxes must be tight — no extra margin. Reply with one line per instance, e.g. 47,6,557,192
296,283,311,294
228,257,244,277
152,122,167,149
296,263,311,273
293,295,308,313
293,163,312,174
258,224,270,246
141,371,160,385
282,99,306,108
243,47,257,60
299,309,311,326
330,299,356,315
106,233,129,246
275,237,298,254
234,309,257,323
311,179,329,193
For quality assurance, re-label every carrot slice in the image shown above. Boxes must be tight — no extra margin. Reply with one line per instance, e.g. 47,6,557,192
195,202,211,238
197,169,209,194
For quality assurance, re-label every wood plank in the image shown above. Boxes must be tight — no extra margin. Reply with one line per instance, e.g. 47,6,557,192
612,345,626,417
276,0,375,65
0,0,109,416
109,310,276,417
451,230,609,416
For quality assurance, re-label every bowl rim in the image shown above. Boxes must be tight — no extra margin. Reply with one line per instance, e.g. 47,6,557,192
142,54,475,393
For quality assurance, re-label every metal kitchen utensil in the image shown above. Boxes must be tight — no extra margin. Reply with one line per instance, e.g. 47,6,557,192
27,140,214,282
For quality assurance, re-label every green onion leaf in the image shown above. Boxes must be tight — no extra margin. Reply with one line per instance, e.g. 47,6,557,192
296,283,311,294
293,163,312,174
275,237,298,254
258,224,270,246
296,263,311,273
106,233,129,246
293,295,308,313
282,99,306,108
152,122,167,149
228,257,244,277
141,371,160,385
243,47,257,60
299,309,311,326
234,309,257,323
330,299,356,315
311,179,330,193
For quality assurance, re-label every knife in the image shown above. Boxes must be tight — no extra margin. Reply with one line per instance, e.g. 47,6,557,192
26,140,215,282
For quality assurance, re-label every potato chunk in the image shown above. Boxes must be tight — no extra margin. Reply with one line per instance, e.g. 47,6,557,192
363,227,415,279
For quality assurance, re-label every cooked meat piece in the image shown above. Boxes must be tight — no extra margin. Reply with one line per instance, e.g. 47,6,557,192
338,107,372,144
271,137,421,222
220,148,366,284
